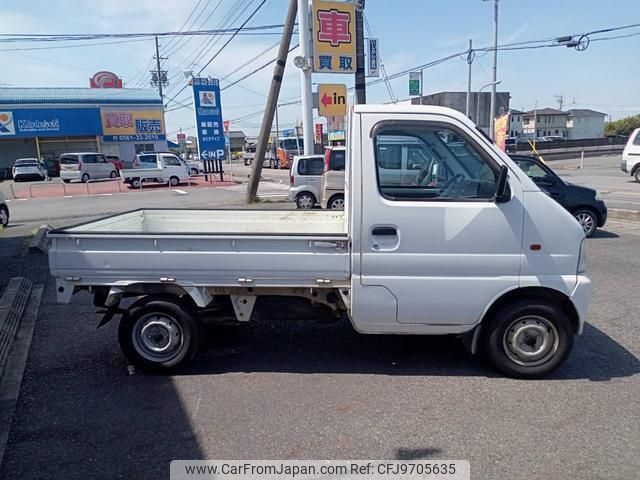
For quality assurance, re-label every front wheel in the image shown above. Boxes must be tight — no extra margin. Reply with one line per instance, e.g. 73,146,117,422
190,168,199,176
169,176,180,187
634,168,640,183
328,195,344,210
483,300,573,379
118,298,200,372
573,209,597,237
0,205,9,227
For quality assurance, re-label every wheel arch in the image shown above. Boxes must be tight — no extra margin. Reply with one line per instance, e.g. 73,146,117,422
467,286,580,355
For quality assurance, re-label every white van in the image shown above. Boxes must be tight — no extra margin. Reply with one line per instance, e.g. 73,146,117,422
621,128,640,182
289,155,325,209
59,153,118,183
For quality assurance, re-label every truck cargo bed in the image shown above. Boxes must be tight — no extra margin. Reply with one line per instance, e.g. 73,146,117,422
48,209,350,291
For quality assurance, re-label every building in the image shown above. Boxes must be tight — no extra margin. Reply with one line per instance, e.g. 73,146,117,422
566,109,606,139
522,108,568,138
228,130,246,153
411,91,511,132
0,87,166,170
508,109,524,138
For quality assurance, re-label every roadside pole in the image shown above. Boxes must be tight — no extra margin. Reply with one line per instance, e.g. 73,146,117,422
298,0,314,154
355,0,366,104
246,0,298,203
155,36,164,99
465,39,473,117
489,0,499,139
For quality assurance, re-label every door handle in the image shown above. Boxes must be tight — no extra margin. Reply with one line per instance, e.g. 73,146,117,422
372,226,397,236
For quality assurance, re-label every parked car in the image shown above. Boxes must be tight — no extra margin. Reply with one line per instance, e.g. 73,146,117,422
0,190,9,227
105,155,124,174
49,104,592,379
321,146,346,209
182,158,204,175
510,154,607,237
289,154,325,209
12,158,47,182
59,153,118,183
621,127,640,182
123,152,190,188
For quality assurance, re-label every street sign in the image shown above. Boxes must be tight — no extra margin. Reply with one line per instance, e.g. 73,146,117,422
191,78,226,167
314,123,324,144
409,71,422,96
312,0,356,73
494,113,510,152
318,84,347,117
367,38,380,77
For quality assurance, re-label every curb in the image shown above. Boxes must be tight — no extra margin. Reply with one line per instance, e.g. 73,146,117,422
0,278,33,376
28,224,53,254
608,208,640,223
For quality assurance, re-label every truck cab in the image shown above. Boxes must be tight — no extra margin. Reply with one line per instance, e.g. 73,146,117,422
123,152,190,188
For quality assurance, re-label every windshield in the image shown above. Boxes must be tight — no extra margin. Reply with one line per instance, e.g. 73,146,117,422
15,159,39,166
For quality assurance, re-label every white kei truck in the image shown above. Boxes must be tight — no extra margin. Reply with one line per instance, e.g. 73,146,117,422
48,105,591,379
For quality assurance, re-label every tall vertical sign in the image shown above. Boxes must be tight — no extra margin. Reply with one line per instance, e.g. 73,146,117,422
367,38,380,77
192,77,226,172
494,112,510,152
312,0,356,73
409,71,422,97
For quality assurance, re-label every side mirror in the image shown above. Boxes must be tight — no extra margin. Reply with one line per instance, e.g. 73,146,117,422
495,165,510,203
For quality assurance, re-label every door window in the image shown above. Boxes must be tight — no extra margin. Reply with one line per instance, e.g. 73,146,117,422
82,154,97,164
374,124,498,201
162,155,182,166
512,157,554,185
297,158,324,176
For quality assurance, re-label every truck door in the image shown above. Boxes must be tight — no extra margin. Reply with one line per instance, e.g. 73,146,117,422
356,113,524,327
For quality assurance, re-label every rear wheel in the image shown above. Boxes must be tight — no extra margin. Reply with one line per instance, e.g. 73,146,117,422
131,177,142,188
573,208,597,237
0,205,9,227
483,300,573,379
635,168,640,183
328,195,344,210
118,297,200,372
109,170,118,179
169,176,180,187
81,173,90,183
296,192,316,209
190,168,199,176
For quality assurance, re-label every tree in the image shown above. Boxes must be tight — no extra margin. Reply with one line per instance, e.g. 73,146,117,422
605,114,640,136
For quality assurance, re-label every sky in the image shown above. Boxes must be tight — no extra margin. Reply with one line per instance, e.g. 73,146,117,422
1,0,639,139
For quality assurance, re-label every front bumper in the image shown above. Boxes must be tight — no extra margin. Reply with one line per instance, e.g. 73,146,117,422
571,275,592,335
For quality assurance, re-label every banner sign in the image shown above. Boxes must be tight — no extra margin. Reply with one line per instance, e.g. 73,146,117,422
314,123,324,144
0,108,101,138
313,0,356,73
494,113,510,152
409,71,422,96
101,109,165,142
191,77,226,162
368,38,380,77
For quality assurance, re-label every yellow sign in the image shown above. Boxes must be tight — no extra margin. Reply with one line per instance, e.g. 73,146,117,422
101,109,165,141
318,84,348,117
313,0,356,73
494,113,509,152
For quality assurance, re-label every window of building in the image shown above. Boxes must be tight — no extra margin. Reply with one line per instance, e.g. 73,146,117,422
373,124,498,201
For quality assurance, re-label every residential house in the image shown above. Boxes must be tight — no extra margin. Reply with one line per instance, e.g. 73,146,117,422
566,109,606,139
508,109,524,138
522,108,568,138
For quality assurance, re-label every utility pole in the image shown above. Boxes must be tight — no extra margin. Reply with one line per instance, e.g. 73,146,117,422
486,0,499,139
152,36,168,99
555,93,564,111
246,0,297,203
354,0,366,104
465,39,473,117
297,0,314,155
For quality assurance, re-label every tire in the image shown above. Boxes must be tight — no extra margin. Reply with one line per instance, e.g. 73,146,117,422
483,300,573,379
573,208,597,237
190,168,198,176
0,205,9,227
118,298,200,372
296,192,316,209
81,173,90,183
109,170,118,179
131,178,142,189
634,168,640,183
328,195,345,210
169,176,180,187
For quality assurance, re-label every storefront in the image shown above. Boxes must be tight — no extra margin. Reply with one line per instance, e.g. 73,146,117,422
0,88,166,176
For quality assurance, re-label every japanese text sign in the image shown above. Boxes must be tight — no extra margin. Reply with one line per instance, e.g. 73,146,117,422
192,77,226,162
313,0,356,73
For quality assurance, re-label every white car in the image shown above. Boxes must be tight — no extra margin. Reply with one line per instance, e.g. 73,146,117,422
0,191,8,227
289,155,325,208
621,128,640,182
60,153,118,183
12,158,46,182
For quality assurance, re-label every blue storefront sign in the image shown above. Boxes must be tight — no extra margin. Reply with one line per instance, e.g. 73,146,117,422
191,78,226,162
0,108,101,138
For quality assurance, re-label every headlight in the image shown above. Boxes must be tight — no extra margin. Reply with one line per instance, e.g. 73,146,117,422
578,239,588,274
594,191,603,201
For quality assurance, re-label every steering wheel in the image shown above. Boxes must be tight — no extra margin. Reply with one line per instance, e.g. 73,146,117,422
438,173,464,195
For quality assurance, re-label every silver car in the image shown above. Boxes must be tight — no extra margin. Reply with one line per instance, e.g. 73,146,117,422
60,153,118,183
12,158,46,182
289,155,325,209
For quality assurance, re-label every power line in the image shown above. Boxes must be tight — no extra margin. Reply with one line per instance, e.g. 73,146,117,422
161,0,209,55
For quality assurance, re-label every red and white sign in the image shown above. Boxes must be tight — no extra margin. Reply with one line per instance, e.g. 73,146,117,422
177,133,186,142
314,123,324,144
90,71,123,89
223,120,230,133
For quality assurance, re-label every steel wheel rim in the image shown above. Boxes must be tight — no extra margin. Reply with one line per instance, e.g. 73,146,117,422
298,194,314,209
503,315,559,367
575,212,595,235
331,198,344,209
132,313,184,362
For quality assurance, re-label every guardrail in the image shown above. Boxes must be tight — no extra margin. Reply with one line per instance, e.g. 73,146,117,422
85,177,125,194
28,180,67,199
